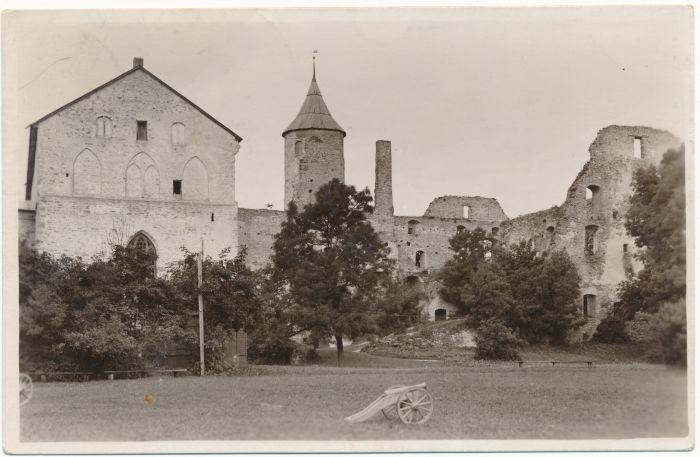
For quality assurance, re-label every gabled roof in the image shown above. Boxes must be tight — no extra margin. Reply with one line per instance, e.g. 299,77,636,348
30,65,242,142
282,65,345,138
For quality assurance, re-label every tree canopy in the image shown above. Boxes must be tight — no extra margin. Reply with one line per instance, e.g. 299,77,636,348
271,179,414,364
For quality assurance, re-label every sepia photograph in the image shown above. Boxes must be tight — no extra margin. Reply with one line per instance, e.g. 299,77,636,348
2,5,693,453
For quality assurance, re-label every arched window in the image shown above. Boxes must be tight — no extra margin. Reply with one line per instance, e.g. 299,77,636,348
434,309,447,321
585,225,599,255
405,275,420,286
96,116,112,138
73,149,101,196
415,250,426,268
294,140,303,156
182,157,209,200
125,152,158,199
408,220,419,235
456,225,465,233
127,232,157,273
171,123,185,145
586,185,601,213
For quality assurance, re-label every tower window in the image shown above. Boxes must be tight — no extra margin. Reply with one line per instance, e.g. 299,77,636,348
211,213,215,222
173,180,182,195
415,250,426,268
294,140,303,156
633,137,643,159
137,121,148,141
585,225,599,255
408,220,419,235
463,205,470,219
586,185,601,213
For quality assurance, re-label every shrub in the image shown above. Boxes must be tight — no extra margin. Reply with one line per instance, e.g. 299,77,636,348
593,315,630,343
474,319,523,361
656,300,687,366
625,311,658,342
250,336,296,365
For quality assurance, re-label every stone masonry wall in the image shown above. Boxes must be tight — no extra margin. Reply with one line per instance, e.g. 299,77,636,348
283,129,344,209
237,208,286,269
27,67,240,264
35,196,237,269
30,69,239,205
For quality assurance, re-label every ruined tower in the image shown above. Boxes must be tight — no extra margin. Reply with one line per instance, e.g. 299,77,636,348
373,140,395,241
282,60,346,209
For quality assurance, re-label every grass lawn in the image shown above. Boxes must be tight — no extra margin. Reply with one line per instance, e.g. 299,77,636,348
20,359,688,442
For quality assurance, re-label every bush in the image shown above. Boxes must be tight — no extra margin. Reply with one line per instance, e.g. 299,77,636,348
625,311,658,342
250,336,296,365
474,319,523,361
593,315,630,343
656,300,686,366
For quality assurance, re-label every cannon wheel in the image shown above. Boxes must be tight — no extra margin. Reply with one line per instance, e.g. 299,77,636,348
396,387,433,424
381,385,404,419
20,373,33,406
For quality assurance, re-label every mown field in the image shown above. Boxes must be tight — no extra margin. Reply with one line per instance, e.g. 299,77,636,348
20,357,688,442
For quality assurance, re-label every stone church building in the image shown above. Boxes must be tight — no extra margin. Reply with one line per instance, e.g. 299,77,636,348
19,58,682,340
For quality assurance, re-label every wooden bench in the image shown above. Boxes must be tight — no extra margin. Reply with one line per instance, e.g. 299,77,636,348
30,372,93,382
153,369,188,378
105,369,188,380
104,370,148,380
517,361,593,368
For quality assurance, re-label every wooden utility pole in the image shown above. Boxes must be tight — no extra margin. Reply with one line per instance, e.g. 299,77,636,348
197,239,205,376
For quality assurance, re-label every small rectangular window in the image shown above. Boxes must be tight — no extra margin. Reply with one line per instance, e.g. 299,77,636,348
463,205,470,219
173,180,182,195
137,121,148,141
623,243,628,253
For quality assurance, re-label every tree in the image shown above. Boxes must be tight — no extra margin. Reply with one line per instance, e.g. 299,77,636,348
460,261,515,326
616,146,686,319
272,179,394,365
167,247,265,371
437,227,496,313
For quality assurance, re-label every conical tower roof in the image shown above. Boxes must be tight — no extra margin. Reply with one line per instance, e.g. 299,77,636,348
282,63,346,137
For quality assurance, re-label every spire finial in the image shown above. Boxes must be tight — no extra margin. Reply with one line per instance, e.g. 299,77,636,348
312,50,318,81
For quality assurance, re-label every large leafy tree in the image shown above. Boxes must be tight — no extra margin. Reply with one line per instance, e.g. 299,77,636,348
167,247,265,370
616,146,686,319
272,179,394,364
437,227,496,312
496,242,582,344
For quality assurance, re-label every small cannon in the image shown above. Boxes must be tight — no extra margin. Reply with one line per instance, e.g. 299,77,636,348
345,382,434,425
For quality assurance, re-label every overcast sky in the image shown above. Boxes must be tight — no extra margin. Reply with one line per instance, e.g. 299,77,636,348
3,7,692,218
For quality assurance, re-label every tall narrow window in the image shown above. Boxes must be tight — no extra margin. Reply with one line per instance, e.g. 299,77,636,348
294,140,303,156
137,121,148,141
585,225,599,255
463,205,470,219
96,116,112,138
173,180,182,195
583,294,596,318
415,250,426,268
586,185,601,213
633,137,643,159
171,122,185,145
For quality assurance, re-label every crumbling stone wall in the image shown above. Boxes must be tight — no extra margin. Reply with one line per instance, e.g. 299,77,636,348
502,125,682,340
423,195,509,221
283,129,344,209
25,65,240,264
